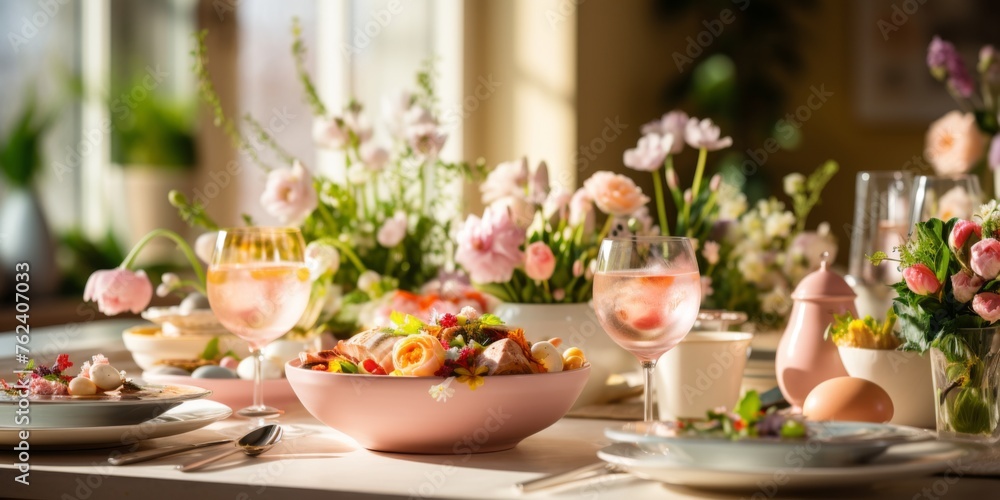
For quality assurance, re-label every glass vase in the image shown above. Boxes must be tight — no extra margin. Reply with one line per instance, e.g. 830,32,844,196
930,327,1000,442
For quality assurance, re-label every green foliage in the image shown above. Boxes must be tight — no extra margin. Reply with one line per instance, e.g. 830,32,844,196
0,92,50,187
790,160,838,232
109,78,195,167
57,229,126,294
734,390,761,424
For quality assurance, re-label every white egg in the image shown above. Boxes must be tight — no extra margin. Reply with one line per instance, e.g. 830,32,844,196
90,364,123,391
262,340,306,367
531,341,564,372
236,356,283,380
68,376,98,396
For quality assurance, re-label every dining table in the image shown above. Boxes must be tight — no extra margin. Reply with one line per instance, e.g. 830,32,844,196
3,319,1000,499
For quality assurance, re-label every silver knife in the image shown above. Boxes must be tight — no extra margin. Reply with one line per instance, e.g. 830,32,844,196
108,439,233,465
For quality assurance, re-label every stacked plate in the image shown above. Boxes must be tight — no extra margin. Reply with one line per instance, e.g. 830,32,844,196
601,421,975,490
1,384,231,448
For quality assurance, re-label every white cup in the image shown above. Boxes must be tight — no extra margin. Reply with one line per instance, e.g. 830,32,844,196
655,331,753,419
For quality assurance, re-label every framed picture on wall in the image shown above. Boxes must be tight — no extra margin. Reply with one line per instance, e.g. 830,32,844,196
853,0,999,124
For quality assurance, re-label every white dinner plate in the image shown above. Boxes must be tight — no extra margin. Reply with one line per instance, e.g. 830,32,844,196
0,400,232,448
598,440,974,491
605,420,936,468
0,384,212,428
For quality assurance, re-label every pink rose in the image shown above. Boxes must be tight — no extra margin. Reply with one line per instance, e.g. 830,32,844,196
973,292,1000,323
455,206,526,284
952,271,985,303
623,133,673,172
524,242,557,281
377,211,408,248
260,160,318,225
925,111,987,176
583,171,650,217
902,263,941,296
84,269,154,315
971,238,1000,280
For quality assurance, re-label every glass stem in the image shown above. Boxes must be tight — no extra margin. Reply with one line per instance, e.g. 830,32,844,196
642,360,656,422
252,348,264,410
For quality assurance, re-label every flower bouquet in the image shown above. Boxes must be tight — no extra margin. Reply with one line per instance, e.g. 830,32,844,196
172,22,484,336
871,204,1000,440
454,158,638,304
621,110,839,328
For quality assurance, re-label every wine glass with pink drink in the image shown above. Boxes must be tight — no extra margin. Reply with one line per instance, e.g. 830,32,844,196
206,227,312,421
593,236,701,422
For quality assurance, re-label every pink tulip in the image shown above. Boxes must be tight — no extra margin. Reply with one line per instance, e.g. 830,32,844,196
902,263,941,296
524,242,557,281
623,133,673,172
84,269,153,315
949,220,982,253
971,238,1000,280
973,292,1000,323
951,271,985,303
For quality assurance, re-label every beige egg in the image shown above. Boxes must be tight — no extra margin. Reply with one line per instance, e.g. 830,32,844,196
803,376,894,423
90,364,124,391
68,376,98,396
531,342,563,372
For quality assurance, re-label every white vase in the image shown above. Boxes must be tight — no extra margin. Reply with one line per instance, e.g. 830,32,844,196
837,346,935,428
493,302,635,408
0,188,60,295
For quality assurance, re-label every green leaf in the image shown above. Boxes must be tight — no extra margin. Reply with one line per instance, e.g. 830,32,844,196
866,251,888,266
734,390,761,423
336,360,358,374
200,337,221,361
478,313,504,326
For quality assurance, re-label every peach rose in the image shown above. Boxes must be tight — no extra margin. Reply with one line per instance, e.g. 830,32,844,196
392,334,446,376
925,111,987,176
583,171,650,217
524,241,556,281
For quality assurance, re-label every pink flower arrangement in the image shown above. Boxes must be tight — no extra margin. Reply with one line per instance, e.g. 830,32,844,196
876,205,1000,351
455,157,646,303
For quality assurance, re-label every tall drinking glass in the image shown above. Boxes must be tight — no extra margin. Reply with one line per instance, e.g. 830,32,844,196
206,227,311,421
910,174,983,227
592,236,701,422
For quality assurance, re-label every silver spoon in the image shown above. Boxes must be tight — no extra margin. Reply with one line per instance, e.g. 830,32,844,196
177,424,283,472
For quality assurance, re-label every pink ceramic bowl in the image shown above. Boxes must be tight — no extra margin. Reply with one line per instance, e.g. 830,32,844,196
285,359,590,454
141,372,301,412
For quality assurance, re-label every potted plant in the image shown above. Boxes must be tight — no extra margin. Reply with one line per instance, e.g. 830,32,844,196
0,92,60,295
109,79,196,265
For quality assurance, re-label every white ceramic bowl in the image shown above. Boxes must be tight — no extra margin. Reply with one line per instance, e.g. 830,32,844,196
122,325,248,371
286,359,590,454
837,346,935,428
